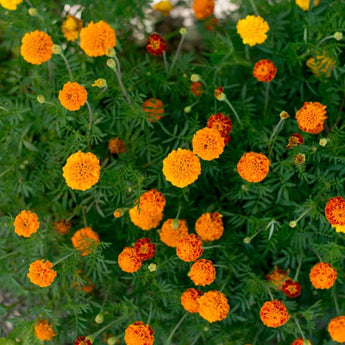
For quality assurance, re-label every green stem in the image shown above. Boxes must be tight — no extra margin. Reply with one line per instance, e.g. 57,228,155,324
113,69,132,105
48,60,52,83
147,303,153,324
163,51,169,73
165,312,188,345
248,0,259,15
0,251,16,261
266,287,274,300
86,100,93,130
60,53,73,80
203,245,224,249
170,35,186,72
52,251,75,266
264,82,270,118
224,98,242,126
332,289,340,315
294,317,305,340
293,255,303,281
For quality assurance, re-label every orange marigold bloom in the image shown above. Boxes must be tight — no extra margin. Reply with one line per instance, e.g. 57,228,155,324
34,319,56,341
124,321,154,345
286,133,304,149
13,210,40,238
142,98,165,122
237,152,270,183
75,336,92,345
20,30,53,65
282,279,302,298
291,337,312,345
27,259,57,287
309,262,337,289
236,15,269,46
192,127,225,161
58,81,87,111
62,14,83,41
118,247,143,273
159,219,189,247
163,148,201,188
195,212,224,242
191,82,203,97
146,33,167,56
71,227,100,256
189,259,216,286
108,138,126,155
205,16,218,31
62,151,101,191
296,0,320,11
192,0,215,20
260,300,290,328
266,266,290,291
307,54,336,78
176,233,203,262
295,102,327,134
53,219,71,235
328,316,345,343
134,238,156,261
138,189,166,217
207,113,232,145
0,0,22,10
325,196,345,226
198,290,230,323
253,59,277,82
181,288,203,313
129,206,163,231
80,20,116,57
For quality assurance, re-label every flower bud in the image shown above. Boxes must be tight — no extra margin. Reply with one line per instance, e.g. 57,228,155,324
180,27,187,36
92,78,107,88
107,59,116,70
294,153,305,164
148,263,157,272
243,237,251,244
279,111,290,119
95,313,104,324
52,44,62,55
106,48,116,57
85,335,95,344
334,32,343,41
113,209,124,218
319,138,328,147
172,219,179,229
214,87,226,101
190,74,201,82
28,8,37,16
289,221,297,228
184,106,192,113
37,95,45,104
107,337,118,345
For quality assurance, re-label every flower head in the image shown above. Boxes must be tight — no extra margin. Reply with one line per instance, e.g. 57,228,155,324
129,206,163,230
207,113,232,145
71,227,100,256
176,233,203,262
291,338,312,345
192,128,225,161
325,196,345,226
294,153,305,164
124,321,154,345
309,262,337,289
62,14,83,41
153,0,173,16
295,102,327,134
27,259,57,287
20,30,53,65
253,59,277,82
146,33,167,56
282,279,302,298
286,133,304,149
34,319,56,341
328,316,345,343
75,336,92,345
192,0,215,20
260,300,290,328
191,82,203,97
198,290,230,323
108,138,126,155
181,288,203,313
266,266,290,290
62,151,100,191
296,0,320,11
214,87,226,101
113,209,125,218
118,247,142,273
237,152,270,183
142,98,165,122
134,238,156,261
53,219,71,235
306,54,336,78
163,148,201,188
58,82,87,111
138,189,166,217
189,259,216,286
92,78,107,88
236,15,269,46
0,0,22,10
13,210,39,238
80,20,116,57
159,219,189,247
195,212,223,241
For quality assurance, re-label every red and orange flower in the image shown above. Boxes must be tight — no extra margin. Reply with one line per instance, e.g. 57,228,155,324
134,238,156,261
286,133,304,149
146,33,167,56
207,113,232,145
282,279,302,298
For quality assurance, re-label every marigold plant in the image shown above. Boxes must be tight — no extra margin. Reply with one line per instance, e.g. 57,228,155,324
286,133,304,149
195,212,223,241
129,206,163,230
134,238,156,261
124,321,154,345
325,196,345,226
53,219,71,235
236,15,269,46
192,0,214,20
328,316,345,343
291,338,312,345
138,189,166,216
108,138,126,155
266,266,290,290
62,14,83,41
118,247,143,273
191,82,203,97
71,227,100,256
253,59,277,82
181,288,203,313
188,259,216,286
295,0,320,11
74,336,92,345
34,319,56,341
27,259,57,287
13,210,39,238
58,81,88,111
237,152,270,183
282,279,302,298
146,34,167,56
197,290,230,323
159,219,189,247
260,300,290,328
207,113,232,144
176,233,203,262
295,102,327,134
142,98,165,122
306,54,336,78
309,262,337,289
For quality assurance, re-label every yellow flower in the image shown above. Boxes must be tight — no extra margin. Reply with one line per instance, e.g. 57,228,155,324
0,0,22,10
153,0,173,16
306,54,336,78
236,15,269,46
92,78,107,88
62,14,83,41
295,0,320,11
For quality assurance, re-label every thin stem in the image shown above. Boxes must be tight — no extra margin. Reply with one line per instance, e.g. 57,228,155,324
86,100,93,130
332,289,340,315
224,98,242,126
82,207,88,228
317,35,334,46
203,245,224,249
60,53,73,80
0,251,16,261
114,56,122,78
163,51,168,73
313,249,323,263
113,69,132,105
175,204,182,220
147,303,153,324
294,317,305,340
264,82,270,118
170,35,186,72
101,284,112,310
52,251,75,267
90,319,119,339
48,60,52,83
190,334,200,345
293,255,303,281
269,118,284,142
165,312,188,345
0,106,9,112
248,0,259,15
266,286,274,300
296,209,310,223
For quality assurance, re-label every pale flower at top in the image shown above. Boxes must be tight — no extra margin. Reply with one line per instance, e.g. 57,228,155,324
236,15,269,46
0,0,23,10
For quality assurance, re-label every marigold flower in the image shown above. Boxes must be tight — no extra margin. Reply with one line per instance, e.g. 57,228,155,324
181,288,203,313
296,0,320,11
134,238,156,261
124,321,154,345
260,300,290,328
176,233,203,262
62,151,101,191
325,196,345,226
207,113,232,145
198,290,230,323
205,16,218,31
286,133,304,149
328,316,345,343
295,101,327,134
108,138,126,155
294,153,305,164
266,266,290,290
237,152,270,183
153,0,173,16
113,209,125,218
27,259,57,287
118,247,142,273
214,86,226,101
53,219,71,235
73,271,95,293
159,219,189,247
195,212,223,242
20,30,53,65
291,337,312,345
309,262,337,289
80,20,116,57
58,82,87,111
75,336,92,345
34,319,56,341
307,54,336,78
236,15,269,46
192,0,215,20
282,279,302,298
0,0,22,10
192,128,225,161
71,227,100,256
191,82,203,97
92,78,107,88
62,14,83,41
142,98,165,122
13,210,39,238
189,259,216,286
129,206,163,231
138,189,166,217
163,148,201,188
332,224,345,233
146,33,167,56
253,59,277,82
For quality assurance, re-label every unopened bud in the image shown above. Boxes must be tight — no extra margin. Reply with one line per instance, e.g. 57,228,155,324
107,337,117,345
92,78,107,88
148,263,157,272
243,237,251,244
172,219,179,229
95,313,104,324
319,138,328,147
106,48,116,57
303,340,312,345
334,32,343,41
85,335,95,344
107,59,116,70
28,8,37,16
289,221,297,228
37,95,45,104
190,74,201,82
113,209,124,218
52,44,62,55
184,106,192,113
280,111,290,119
180,27,187,36
203,326,209,332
